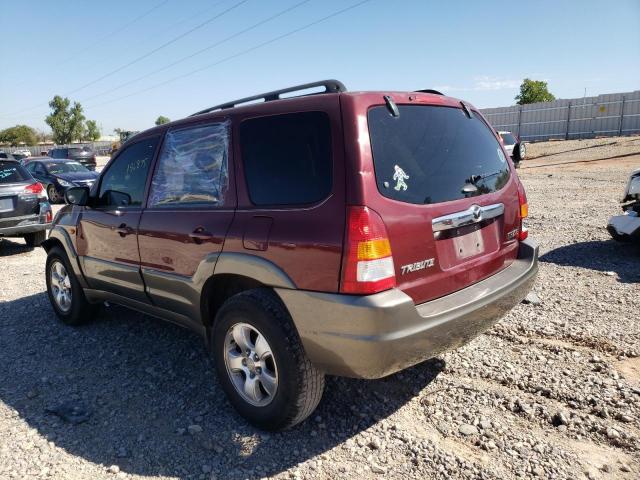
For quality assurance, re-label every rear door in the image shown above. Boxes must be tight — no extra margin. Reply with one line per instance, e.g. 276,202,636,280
348,96,521,304
77,136,159,301
138,121,235,324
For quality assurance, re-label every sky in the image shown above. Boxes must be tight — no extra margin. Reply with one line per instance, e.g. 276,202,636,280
1,0,639,136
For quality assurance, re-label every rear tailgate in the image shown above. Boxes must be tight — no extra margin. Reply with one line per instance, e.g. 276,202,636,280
0,162,39,227
342,93,522,304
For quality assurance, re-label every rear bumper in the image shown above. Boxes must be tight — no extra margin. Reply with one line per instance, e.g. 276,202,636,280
278,238,538,379
607,211,640,237
0,204,52,237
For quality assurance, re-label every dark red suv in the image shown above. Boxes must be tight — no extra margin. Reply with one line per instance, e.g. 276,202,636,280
42,80,538,430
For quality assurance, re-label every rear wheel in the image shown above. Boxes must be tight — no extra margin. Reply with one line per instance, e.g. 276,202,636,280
46,246,96,325
514,142,526,162
47,184,61,204
212,288,324,431
24,230,46,247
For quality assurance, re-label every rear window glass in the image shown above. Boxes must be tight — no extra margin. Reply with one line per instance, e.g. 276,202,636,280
68,148,83,155
0,161,30,183
240,111,332,206
500,132,516,145
368,105,510,204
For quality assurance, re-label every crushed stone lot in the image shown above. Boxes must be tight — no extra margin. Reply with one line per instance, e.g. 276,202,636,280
1,137,639,479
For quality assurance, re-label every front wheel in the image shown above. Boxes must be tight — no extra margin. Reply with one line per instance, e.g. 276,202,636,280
212,289,325,431
46,247,96,325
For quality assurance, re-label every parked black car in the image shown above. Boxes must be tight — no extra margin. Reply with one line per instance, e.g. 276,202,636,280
0,159,52,246
25,158,99,204
48,146,97,170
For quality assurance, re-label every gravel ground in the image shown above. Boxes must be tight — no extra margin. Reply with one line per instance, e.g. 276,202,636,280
1,137,639,479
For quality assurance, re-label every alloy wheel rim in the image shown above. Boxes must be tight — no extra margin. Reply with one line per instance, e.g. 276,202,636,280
50,260,72,312
223,322,278,407
48,185,59,203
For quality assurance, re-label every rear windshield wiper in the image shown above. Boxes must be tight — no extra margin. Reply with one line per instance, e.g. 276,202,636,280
467,170,504,185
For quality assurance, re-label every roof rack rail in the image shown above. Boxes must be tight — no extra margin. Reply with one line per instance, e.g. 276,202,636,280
190,79,347,116
414,89,444,95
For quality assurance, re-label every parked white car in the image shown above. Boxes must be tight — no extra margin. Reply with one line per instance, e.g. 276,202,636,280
14,149,31,157
607,168,640,242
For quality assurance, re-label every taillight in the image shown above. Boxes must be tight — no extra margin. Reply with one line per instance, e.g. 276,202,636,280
45,210,52,223
23,182,43,194
340,206,396,294
517,184,528,241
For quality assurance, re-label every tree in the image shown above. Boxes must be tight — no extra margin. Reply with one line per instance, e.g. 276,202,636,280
83,120,101,141
515,79,555,105
0,125,38,146
45,95,86,144
155,115,170,126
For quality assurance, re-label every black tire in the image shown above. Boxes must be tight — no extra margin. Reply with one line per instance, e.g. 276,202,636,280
24,230,46,247
212,288,325,431
513,142,526,162
45,246,96,325
47,184,61,204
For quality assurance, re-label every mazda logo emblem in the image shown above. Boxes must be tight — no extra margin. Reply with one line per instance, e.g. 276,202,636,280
471,205,482,220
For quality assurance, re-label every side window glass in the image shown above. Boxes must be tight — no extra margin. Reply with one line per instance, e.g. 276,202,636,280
25,162,35,173
240,111,332,206
98,137,158,207
35,163,46,175
148,122,229,207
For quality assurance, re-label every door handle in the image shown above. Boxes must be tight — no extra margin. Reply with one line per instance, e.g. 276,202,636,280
189,227,214,244
115,223,132,237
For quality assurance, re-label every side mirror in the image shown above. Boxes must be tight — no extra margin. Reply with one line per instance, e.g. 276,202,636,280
103,190,132,207
64,186,90,206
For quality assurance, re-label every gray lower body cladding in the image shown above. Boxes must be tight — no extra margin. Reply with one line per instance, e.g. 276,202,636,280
278,239,538,379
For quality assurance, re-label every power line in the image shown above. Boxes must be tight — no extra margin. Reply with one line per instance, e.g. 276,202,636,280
80,0,314,104
56,0,173,66
64,0,250,96
85,0,372,111
0,0,248,120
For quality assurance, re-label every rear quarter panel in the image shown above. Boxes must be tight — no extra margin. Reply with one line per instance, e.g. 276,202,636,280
221,95,346,292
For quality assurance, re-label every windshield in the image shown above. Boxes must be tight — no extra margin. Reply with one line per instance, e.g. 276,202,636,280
500,132,517,145
0,161,30,183
46,162,89,175
368,105,510,204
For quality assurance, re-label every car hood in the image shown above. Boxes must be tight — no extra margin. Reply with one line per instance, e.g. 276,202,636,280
57,171,99,182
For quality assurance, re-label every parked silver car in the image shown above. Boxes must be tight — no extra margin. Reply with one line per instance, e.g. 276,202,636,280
607,168,640,242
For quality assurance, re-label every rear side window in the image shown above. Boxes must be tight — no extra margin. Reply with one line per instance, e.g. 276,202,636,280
0,161,30,183
500,132,516,145
240,111,332,206
368,105,510,204
148,122,229,207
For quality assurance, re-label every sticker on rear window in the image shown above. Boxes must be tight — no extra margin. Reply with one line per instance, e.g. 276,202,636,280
393,165,410,191
497,148,507,164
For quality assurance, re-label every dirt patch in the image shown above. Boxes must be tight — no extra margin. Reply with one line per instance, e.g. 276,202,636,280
617,357,640,387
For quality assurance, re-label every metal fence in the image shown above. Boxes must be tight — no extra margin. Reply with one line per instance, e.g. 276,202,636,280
480,90,640,142
0,141,113,157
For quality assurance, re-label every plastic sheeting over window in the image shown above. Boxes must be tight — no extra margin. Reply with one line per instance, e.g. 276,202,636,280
149,121,229,207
